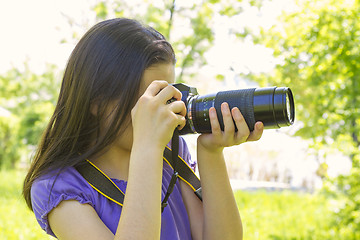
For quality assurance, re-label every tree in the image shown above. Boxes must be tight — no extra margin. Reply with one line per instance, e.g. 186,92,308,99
91,0,267,83
92,0,217,82
250,0,360,237
0,65,60,168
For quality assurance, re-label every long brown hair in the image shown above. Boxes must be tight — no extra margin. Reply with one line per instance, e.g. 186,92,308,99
23,18,176,210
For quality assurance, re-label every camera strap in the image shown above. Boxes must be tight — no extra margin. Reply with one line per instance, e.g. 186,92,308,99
75,131,202,211
161,129,180,212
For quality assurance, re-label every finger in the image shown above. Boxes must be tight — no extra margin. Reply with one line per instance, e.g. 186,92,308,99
177,115,186,130
221,102,235,135
247,121,264,141
169,100,186,117
209,107,222,136
156,85,182,103
144,80,169,96
232,107,250,144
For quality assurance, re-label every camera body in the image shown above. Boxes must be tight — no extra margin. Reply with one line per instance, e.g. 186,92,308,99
172,83,295,135
171,83,199,134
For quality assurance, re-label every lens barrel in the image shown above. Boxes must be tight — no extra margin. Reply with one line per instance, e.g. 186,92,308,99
253,87,295,130
182,86,294,134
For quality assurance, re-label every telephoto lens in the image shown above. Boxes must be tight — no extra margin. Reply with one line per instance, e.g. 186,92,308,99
172,83,295,135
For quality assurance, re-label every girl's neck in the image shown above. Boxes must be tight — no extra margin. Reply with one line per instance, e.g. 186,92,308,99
91,145,131,181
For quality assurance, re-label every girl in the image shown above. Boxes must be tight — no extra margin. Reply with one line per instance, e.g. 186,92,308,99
23,18,263,240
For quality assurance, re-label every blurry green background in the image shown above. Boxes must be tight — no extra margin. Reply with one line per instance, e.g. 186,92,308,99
0,0,359,239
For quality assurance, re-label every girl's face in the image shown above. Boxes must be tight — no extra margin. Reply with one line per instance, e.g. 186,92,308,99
139,63,175,95
113,63,176,151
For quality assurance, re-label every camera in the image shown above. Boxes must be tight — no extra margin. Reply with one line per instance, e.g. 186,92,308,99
172,83,295,135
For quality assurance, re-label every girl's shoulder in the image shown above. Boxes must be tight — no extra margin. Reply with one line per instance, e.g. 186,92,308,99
31,166,96,237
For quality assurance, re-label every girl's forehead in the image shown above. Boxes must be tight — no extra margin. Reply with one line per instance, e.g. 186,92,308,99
142,63,175,86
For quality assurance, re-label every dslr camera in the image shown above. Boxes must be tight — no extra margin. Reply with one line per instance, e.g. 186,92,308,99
172,83,295,135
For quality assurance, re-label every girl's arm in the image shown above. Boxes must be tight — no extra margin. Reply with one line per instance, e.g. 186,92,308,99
116,81,186,239
182,102,263,240
48,146,165,240
48,81,186,240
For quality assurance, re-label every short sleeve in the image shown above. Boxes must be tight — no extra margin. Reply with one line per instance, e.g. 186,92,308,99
31,167,95,237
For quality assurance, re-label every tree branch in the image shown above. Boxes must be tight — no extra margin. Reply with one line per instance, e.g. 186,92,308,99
167,0,176,40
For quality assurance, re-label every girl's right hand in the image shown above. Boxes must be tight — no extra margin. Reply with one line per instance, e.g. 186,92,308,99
131,80,186,149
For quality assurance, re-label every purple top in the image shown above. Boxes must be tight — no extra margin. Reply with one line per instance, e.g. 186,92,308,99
31,137,196,239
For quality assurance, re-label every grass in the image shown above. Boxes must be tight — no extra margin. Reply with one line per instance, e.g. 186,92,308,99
0,170,52,240
235,190,336,239
0,169,349,239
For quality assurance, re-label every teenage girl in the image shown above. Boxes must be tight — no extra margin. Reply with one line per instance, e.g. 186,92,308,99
23,18,264,240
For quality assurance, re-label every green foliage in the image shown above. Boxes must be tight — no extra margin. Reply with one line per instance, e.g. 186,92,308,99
0,65,60,169
0,170,52,239
252,0,360,151
0,116,20,168
90,0,272,83
323,154,360,237
93,1,108,20
92,0,252,82
249,0,360,236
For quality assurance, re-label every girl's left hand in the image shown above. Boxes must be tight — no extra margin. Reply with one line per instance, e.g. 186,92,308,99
198,102,264,152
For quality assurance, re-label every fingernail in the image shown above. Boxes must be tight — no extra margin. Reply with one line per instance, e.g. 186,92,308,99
221,102,228,110
209,107,216,117
232,107,240,118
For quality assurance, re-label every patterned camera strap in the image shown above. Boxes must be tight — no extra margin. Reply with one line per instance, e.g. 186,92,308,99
75,145,202,208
